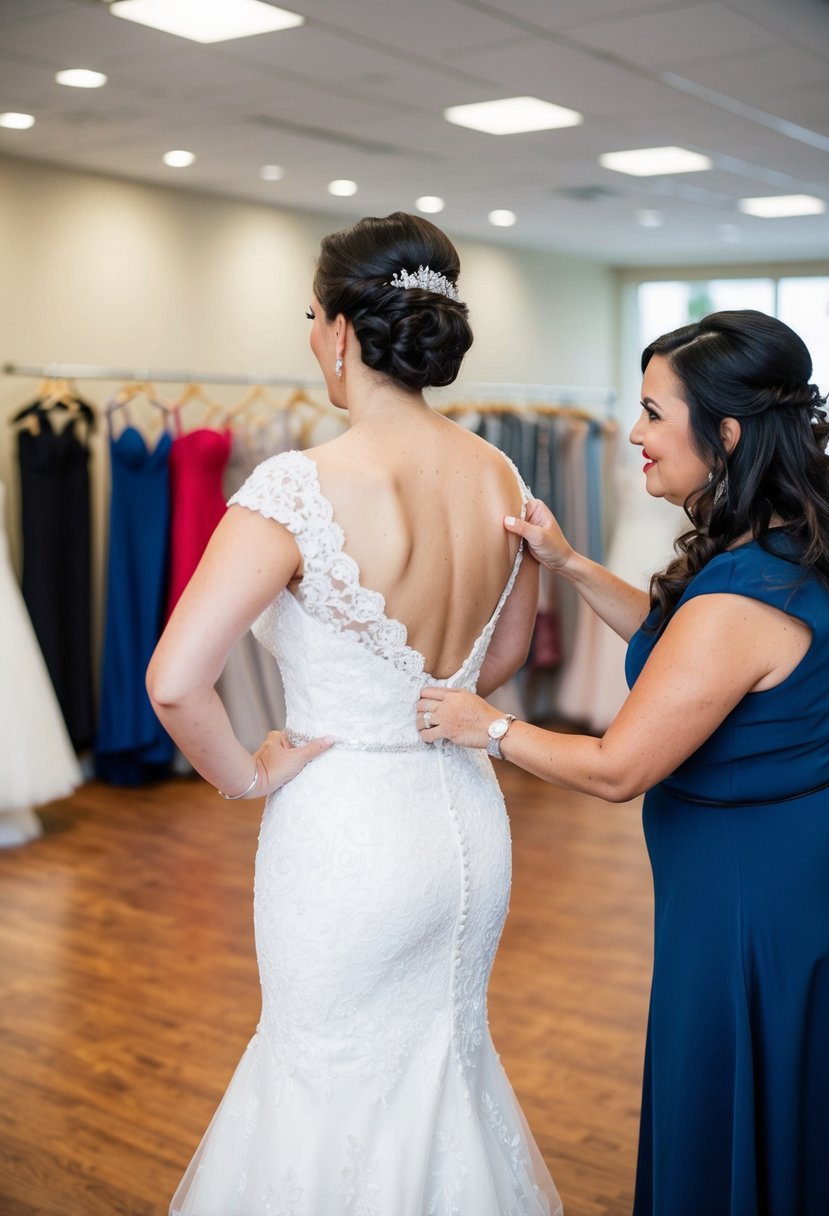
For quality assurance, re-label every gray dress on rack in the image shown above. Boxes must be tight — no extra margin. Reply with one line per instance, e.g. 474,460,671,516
216,414,294,750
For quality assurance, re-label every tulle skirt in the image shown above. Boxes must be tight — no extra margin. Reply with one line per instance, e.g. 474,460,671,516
170,1022,562,1216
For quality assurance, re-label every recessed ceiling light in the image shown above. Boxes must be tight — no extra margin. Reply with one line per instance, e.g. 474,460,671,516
444,96,582,136
110,0,304,44
260,164,284,181
416,196,445,214
328,179,358,197
599,146,712,176
489,209,517,227
738,194,825,218
163,149,195,168
636,209,664,228
0,112,35,130
717,223,741,242
55,69,108,89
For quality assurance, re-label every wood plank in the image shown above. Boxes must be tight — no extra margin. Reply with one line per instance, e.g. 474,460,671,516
0,765,652,1214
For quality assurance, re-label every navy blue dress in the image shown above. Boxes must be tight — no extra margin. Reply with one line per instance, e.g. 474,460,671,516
96,425,174,784
626,534,829,1216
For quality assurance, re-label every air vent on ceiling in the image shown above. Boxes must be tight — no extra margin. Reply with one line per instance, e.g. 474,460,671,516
557,184,620,202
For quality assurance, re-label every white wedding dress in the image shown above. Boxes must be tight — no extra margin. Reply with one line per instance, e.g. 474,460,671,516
171,450,562,1216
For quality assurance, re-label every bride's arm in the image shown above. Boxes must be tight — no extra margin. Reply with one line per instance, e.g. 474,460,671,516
146,506,331,798
476,554,539,697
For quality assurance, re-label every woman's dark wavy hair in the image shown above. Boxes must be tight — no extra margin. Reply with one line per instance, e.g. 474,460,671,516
644,309,829,624
313,211,473,391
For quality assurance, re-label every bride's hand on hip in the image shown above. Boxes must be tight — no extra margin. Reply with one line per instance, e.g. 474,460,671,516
254,730,334,795
417,687,501,748
504,497,574,572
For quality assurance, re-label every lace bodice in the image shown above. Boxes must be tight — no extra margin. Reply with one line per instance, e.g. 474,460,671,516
228,449,529,746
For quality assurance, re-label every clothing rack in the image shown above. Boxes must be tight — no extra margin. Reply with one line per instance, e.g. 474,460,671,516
3,363,617,418
432,380,616,412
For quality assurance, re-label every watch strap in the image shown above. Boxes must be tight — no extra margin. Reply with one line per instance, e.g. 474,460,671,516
486,714,516,760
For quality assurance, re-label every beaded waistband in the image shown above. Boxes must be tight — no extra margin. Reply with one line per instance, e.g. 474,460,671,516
285,728,431,754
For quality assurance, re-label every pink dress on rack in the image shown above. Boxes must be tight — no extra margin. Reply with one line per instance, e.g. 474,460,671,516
166,417,232,617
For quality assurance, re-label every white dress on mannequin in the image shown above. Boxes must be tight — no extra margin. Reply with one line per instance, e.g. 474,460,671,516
170,450,562,1216
0,481,81,845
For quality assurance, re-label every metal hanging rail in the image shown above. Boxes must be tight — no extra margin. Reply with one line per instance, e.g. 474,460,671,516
1,362,326,388
3,363,616,414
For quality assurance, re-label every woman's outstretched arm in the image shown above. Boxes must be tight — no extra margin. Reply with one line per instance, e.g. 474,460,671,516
420,591,802,801
505,498,650,643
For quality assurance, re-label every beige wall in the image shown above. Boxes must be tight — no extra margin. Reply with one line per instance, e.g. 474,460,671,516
0,153,618,388
0,155,618,576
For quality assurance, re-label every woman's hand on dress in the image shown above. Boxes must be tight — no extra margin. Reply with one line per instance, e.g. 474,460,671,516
504,497,574,572
253,730,334,796
417,687,501,749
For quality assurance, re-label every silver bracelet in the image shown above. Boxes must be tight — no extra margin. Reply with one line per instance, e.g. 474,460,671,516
218,760,259,800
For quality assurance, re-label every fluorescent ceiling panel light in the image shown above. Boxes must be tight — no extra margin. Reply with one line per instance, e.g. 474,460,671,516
444,96,582,135
738,194,825,218
55,69,108,88
163,149,195,167
0,112,35,129
717,223,740,242
488,209,517,227
599,146,712,176
260,164,284,181
636,209,664,228
328,179,358,197
416,196,445,214
110,0,304,44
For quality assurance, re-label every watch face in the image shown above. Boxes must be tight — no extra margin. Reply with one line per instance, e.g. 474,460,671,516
489,718,508,740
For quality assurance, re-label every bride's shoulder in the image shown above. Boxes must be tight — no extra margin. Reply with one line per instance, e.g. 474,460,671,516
452,425,527,493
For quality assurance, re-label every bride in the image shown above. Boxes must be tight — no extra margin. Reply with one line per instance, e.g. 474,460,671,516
147,211,562,1216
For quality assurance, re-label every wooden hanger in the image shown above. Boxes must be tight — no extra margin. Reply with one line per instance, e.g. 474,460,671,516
107,381,172,438
280,385,336,448
439,397,613,431
171,382,224,430
224,383,285,427
12,378,94,435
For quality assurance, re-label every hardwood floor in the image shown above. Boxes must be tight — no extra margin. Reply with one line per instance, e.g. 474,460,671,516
0,762,653,1216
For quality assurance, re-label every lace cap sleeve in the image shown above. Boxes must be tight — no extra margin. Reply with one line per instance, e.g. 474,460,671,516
227,450,316,535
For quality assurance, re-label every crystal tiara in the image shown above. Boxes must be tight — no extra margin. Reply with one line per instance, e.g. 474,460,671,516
389,265,460,302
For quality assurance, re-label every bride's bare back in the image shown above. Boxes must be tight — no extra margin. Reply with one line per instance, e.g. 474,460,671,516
307,410,526,680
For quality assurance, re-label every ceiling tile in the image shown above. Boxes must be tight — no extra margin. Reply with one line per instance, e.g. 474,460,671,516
0,0,826,263
567,1,780,67
666,44,829,107
453,37,688,117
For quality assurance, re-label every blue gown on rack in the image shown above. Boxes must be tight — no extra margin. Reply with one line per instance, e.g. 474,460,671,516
96,425,173,784
626,532,829,1216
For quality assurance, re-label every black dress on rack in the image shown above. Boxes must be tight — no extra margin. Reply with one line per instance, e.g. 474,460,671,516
14,399,95,750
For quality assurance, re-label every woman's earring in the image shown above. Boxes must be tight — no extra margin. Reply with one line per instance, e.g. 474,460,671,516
709,467,729,507
335,357,343,380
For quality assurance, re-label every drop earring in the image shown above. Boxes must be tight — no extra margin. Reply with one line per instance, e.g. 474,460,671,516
335,357,343,379
709,467,728,507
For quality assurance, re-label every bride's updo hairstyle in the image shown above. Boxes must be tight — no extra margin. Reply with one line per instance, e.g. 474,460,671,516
313,211,473,390
643,309,829,624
